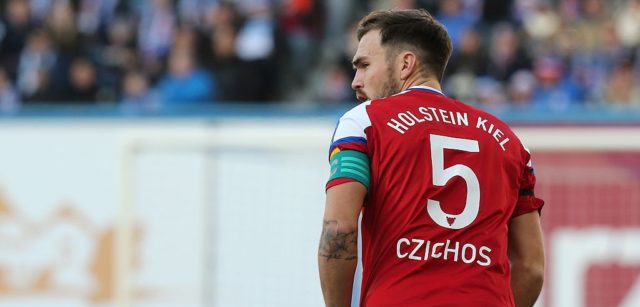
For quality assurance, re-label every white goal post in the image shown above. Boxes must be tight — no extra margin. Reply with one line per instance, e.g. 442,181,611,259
116,120,332,307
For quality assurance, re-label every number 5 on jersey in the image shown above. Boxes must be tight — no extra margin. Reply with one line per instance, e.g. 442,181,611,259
427,134,480,230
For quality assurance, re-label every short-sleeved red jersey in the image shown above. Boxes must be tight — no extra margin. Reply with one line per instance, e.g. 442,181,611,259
327,86,544,306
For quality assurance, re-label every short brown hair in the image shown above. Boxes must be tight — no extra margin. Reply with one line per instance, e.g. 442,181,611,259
357,9,453,82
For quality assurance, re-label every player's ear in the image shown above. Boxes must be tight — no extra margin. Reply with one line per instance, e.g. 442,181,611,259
399,51,417,81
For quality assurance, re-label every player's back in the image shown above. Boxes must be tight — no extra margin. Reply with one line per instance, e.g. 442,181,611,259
358,86,532,306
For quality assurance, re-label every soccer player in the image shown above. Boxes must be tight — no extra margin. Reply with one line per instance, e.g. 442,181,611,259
318,9,545,307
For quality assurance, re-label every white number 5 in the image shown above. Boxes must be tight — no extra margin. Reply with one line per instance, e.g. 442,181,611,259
427,134,480,230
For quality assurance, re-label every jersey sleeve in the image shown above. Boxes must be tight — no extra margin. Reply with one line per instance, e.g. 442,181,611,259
512,150,545,218
326,101,372,191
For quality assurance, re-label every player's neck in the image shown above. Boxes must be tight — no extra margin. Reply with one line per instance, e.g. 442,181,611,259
400,75,442,93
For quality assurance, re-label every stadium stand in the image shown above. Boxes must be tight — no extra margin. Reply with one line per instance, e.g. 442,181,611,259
0,0,638,111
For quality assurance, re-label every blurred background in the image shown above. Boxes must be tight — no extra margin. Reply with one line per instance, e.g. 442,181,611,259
0,0,639,307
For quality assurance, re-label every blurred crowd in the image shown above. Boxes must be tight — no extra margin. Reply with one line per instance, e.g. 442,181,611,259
0,0,639,111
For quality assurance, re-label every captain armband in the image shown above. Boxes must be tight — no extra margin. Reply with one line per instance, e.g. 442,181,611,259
328,150,371,190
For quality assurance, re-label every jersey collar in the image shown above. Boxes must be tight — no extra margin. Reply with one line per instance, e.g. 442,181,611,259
408,85,445,96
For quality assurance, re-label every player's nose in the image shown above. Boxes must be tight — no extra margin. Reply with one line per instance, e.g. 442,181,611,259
351,73,363,90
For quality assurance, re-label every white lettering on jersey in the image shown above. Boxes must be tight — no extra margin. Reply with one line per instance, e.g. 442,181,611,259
409,239,425,260
476,116,510,151
385,109,510,151
396,237,492,267
477,246,492,267
387,107,470,135
387,118,408,134
397,238,410,258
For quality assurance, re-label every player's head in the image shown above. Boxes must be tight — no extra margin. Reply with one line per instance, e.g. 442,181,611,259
351,9,452,101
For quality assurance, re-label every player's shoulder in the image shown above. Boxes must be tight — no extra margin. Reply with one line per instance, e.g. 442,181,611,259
339,100,373,124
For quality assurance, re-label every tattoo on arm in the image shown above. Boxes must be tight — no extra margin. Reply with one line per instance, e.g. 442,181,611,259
318,220,358,260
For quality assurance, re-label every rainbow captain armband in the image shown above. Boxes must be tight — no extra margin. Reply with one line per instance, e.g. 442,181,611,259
328,150,371,189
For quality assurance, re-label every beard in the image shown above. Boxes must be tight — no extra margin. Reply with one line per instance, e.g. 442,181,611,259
381,74,401,99
380,62,401,99
354,63,402,101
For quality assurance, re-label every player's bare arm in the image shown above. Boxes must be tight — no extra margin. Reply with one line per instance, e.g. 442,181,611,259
319,220,357,260
508,211,545,307
318,182,366,307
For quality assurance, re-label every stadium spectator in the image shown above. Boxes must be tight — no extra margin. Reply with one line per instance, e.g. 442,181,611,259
445,72,476,103
522,3,561,44
486,23,532,82
532,56,582,109
480,0,513,25
309,19,359,103
76,0,120,38
29,0,54,23
62,57,99,103
16,29,56,99
202,1,243,32
316,63,352,103
320,0,357,59
447,28,487,76
231,4,280,101
436,0,478,48
234,3,274,62
508,69,537,107
279,0,325,87
173,23,199,53
137,0,176,78
445,28,486,103
0,0,34,79
557,0,582,24
615,0,640,48
177,0,216,25
207,24,248,101
603,61,640,107
120,70,157,109
155,48,215,104
46,1,82,57
574,0,609,54
332,20,359,87
475,75,508,107
0,68,19,112
22,68,55,103
96,17,137,99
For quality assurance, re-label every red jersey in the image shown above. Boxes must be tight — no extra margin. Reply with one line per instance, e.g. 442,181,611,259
327,86,544,306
